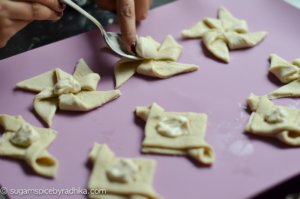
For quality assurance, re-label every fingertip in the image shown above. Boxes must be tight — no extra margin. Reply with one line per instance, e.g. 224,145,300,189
59,3,66,11
0,41,7,48
0,31,12,48
136,12,148,21
56,11,64,18
49,10,63,20
30,3,58,20
130,42,137,54
122,34,137,53
122,40,133,53
46,12,62,21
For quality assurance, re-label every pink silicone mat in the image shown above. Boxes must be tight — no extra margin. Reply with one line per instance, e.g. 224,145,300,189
1,0,300,198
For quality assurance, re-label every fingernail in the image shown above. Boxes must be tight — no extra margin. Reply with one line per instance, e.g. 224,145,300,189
130,42,137,54
56,11,64,18
59,3,66,11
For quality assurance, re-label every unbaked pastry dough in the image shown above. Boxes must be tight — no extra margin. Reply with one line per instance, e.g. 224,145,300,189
114,35,198,88
246,94,300,146
267,54,300,99
0,114,58,178
16,59,121,126
88,143,161,199
181,6,267,63
136,103,214,165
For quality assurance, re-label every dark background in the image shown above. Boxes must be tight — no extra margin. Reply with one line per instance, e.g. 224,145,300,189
0,0,175,60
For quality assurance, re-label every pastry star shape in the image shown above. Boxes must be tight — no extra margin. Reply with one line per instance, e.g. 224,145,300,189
181,6,267,63
0,114,58,178
114,35,198,88
267,54,300,99
246,94,300,146
136,103,215,165
16,59,121,127
88,143,161,199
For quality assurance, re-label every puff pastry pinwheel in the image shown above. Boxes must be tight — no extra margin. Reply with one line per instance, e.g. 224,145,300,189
136,103,215,165
181,6,267,63
16,59,121,127
246,94,300,146
267,54,300,99
0,114,58,178
88,143,161,199
114,35,198,88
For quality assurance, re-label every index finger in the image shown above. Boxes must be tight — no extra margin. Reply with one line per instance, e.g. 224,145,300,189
117,0,136,53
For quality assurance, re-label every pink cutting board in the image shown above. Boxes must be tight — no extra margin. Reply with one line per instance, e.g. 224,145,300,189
1,0,300,198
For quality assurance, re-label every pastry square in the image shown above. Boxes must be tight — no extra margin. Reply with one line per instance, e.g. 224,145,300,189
136,103,214,165
88,143,161,199
246,94,300,146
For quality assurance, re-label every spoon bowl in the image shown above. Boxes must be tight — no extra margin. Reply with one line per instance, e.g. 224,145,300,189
61,0,142,60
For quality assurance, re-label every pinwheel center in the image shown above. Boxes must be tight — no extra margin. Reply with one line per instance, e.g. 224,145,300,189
54,77,81,95
106,159,140,183
135,37,160,60
214,29,228,40
156,116,189,138
10,124,39,147
136,47,158,60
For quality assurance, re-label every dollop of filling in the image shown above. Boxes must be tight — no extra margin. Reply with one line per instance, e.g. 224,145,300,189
54,77,81,95
265,108,287,124
10,124,39,147
106,159,140,183
156,115,189,138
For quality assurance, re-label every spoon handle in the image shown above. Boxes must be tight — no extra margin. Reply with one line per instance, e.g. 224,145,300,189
60,0,106,36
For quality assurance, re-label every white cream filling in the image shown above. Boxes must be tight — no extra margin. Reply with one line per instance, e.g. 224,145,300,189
106,159,140,183
156,116,189,138
54,78,81,95
10,124,39,147
265,108,287,124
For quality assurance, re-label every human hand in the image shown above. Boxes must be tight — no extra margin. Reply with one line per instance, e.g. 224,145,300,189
0,0,65,48
96,0,152,53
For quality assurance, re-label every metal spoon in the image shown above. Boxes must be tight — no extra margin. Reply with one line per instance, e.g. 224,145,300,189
60,0,142,60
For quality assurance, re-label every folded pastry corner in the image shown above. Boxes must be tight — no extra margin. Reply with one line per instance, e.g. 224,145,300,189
267,54,300,99
135,103,215,165
88,143,161,199
245,94,300,146
0,114,58,178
